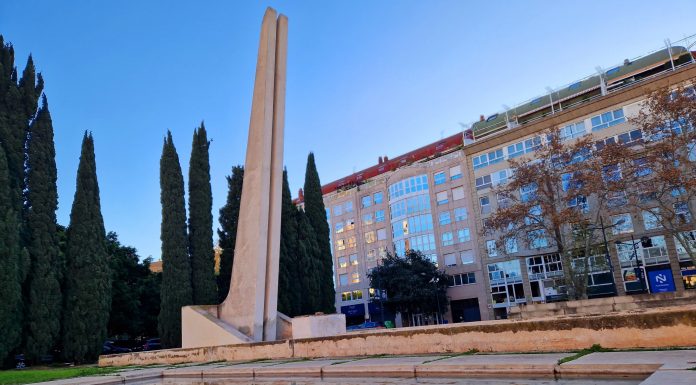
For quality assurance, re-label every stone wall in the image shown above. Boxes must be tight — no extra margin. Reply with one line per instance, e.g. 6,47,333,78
99,305,696,367
508,291,696,320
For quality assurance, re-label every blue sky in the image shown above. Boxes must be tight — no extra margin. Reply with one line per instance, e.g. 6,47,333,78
1,1,695,260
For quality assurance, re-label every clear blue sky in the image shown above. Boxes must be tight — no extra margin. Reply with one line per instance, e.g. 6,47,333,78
1,1,694,260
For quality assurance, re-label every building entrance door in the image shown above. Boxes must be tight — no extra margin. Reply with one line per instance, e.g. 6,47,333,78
450,298,481,323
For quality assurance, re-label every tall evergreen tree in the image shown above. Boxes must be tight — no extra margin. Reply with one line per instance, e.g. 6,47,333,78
24,95,61,361
158,132,192,348
188,123,217,305
62,132,111,363
296,209,322,315
278,169,300,316
303,153,335,313
0,145,22,365
217,166,243,303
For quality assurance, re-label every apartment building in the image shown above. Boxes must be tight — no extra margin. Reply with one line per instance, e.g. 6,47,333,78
467,45,696,319
298,41,696,325
322,145,488,326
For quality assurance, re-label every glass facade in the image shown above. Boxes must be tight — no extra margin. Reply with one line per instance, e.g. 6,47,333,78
389,174,437,258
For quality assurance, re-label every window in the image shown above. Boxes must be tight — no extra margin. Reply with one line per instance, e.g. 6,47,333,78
591,108,625,131
497,193,512,209
486,240,498,257
361,195,372,208
434,171,447,185
450,165,462,180
365,231,376,244
335,222,344,233
448,272,476,287
492,169,509,186
339,274,348,286
389,175,428,199
333,205,343,216
374,192,383,204
366,249,376,261
454,207,468,221
473,149,504,169
675,231,696,261
617,129,643,146
444,253,457,267
347,236,356,248
520,184,537,202
642,209,662,230
480,196,491,215
560,121,586,141
349,254,358,266
460,250,475,264
352,290,363,300
362,213,373,225
675,202,693,224
611,214,633,234
341,291,352,301
528,229,548,249
344,201,354,213
634,157,652,177
375,210,386,222
336,239,346,251
351,272,360,284
436,191,449,205
508,137,541,158
505,237,518,253
345,218,355,231
377,228,387,240
338,256,348,268
475,174,492,190
452,187,465,201
442,232,454,246
602,164,622,182
439,211,451,225
457,228,471,243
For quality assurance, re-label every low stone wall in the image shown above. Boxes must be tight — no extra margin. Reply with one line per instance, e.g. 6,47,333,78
99,305,696,367
508,291,696,320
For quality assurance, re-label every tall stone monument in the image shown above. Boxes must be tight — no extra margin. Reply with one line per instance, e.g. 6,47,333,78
181,8,345,348
217,7,287,342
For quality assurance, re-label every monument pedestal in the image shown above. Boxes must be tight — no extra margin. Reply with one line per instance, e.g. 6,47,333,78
182,306,345,349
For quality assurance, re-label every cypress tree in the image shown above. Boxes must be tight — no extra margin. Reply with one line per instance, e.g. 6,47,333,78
0,145,22,365
303,153,335,313
296,209,321,315
188,123,217,305
158,132,192,348
278,169,300,316
217,166,243,303
24,95,61,361
62,132,111,363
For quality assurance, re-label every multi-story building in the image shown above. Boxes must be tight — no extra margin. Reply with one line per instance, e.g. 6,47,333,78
296,41,696,325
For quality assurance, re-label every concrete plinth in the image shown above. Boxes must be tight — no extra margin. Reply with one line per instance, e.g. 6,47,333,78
291,314,346,339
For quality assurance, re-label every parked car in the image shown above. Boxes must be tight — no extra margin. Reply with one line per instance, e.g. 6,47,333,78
102,340,131,355
142,338,162,351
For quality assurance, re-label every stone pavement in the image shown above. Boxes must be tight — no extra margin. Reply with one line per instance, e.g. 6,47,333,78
33,350,696,384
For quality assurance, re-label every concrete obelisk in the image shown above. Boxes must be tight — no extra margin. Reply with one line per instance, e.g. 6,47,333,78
218,7,287,342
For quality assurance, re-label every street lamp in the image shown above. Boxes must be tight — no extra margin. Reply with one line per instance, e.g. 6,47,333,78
430,277,442,324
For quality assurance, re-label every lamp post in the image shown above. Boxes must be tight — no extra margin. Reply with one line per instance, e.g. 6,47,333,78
430,277,442,324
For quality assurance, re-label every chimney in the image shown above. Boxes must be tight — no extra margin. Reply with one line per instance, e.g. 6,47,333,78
298,188,304,201
378,156,383,164
479,114,485,122
384,155,389,162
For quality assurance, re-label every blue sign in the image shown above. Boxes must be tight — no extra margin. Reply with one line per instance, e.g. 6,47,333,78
647,269,676,293
341,304,365,317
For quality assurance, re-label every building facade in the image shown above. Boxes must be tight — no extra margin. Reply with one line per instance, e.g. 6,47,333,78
300,42,696,324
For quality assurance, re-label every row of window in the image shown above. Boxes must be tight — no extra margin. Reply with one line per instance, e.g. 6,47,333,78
361,191,384,208
444,250,475,267
333,201,354,216
441,228,471,246
438,207,468,225
472,107,626,171
447,272,477,287
389,175,429,200
436,186,466,205
434,165,463,185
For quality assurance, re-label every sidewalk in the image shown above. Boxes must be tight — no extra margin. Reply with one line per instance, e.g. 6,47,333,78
35,350,696,384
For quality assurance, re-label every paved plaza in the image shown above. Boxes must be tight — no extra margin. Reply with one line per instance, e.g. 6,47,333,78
34,350,696,384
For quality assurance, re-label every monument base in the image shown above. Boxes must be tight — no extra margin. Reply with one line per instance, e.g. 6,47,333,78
181,306,346,349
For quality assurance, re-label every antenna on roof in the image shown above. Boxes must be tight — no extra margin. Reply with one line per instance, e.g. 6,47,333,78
665,38,676,71
595,66,607,96
502,104,512,129
545,87,556,114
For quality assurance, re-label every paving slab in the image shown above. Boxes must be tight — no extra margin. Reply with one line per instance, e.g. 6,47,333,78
639,369,696,385
201,359,292,377
254,359,348,377
33,376,122,385
321,356,444,378
417,353,571,377
559,350,696,377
